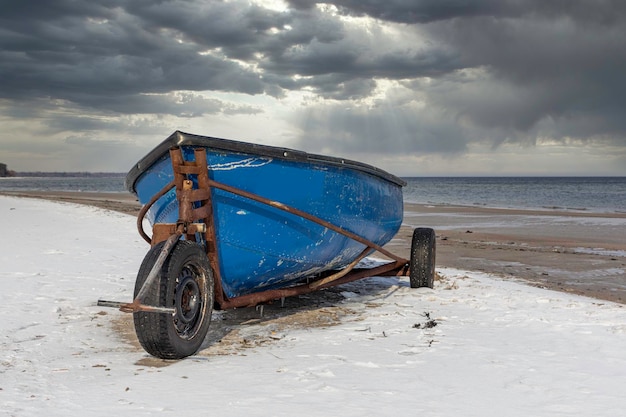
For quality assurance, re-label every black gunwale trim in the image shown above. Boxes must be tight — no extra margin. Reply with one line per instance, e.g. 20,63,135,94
125,131,406,193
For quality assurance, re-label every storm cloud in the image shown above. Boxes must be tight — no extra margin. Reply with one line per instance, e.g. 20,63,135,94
1,0,625,173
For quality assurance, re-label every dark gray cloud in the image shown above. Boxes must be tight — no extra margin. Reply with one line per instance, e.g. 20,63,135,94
1,0,625,172
307,0,626,25
312,0,626,142
0,6,265,98
0,0,280,119
0,0,464,102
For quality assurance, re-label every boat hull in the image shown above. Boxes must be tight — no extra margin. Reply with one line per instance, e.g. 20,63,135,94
127,132,404,299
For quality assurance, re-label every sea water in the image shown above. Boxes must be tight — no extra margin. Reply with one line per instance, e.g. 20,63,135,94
402,177,626,213
0,175,126,193
1,175,624,213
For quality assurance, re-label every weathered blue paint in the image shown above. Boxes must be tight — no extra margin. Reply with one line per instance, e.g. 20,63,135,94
127,132,404,299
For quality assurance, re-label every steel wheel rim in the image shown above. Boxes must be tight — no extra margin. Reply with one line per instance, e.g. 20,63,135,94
173,265,204,338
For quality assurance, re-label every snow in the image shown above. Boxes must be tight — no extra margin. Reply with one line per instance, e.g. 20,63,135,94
2,195,626,416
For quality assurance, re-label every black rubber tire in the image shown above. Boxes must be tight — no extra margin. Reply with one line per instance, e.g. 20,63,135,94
409,227,436,289
133,240,214,359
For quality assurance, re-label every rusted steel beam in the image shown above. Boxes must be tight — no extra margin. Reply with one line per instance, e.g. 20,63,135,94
189,148,228,307
97,258,408,314
317,260,409,287
152,223,207,245
134,233,180,303
178,179,194,224
308,247,370,290
136,180,176,244
168,147,229,307
217,260,408,309
97,299,175,314
97,232,181,314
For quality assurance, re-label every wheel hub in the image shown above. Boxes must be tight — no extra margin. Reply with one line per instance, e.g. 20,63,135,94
175,271,201,325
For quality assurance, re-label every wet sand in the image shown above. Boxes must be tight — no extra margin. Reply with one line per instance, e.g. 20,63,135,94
2,190,625,304
0,190,141,216
395,204,626,304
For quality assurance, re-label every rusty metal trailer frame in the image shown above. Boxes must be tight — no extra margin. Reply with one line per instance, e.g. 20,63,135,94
99,147,411,314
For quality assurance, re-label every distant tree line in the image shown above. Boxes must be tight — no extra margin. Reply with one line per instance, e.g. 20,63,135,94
13,172,126,177
0,164,124,178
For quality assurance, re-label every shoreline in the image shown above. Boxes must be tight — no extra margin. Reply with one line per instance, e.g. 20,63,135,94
397,203,626,304
2,190,625,304
404,200,626,218
0,190,141,216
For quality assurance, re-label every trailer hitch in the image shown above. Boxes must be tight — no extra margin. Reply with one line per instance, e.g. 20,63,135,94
97,233,180,314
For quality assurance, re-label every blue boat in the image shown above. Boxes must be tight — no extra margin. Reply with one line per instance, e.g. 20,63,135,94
106,131,436,359
127,131,406,296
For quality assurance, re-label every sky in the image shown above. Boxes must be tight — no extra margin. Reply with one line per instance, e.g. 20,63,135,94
1,0,626,176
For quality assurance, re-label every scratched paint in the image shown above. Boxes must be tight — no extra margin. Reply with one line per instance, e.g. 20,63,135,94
210,157,272,171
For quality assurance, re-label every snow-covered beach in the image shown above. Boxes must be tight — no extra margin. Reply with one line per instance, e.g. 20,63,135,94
2,195,626,416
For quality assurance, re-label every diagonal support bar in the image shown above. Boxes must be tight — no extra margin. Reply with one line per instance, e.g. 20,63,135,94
205,178,408,264
97,232,180,314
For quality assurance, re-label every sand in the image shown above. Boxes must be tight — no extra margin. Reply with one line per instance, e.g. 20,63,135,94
2,190,625,304
397,204,626,304
0,190,141,215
